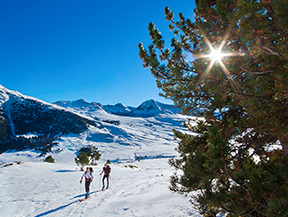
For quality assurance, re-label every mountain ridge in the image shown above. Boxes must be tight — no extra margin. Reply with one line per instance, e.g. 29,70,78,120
0,85,192,161
54,98,180,117
0,85,99,153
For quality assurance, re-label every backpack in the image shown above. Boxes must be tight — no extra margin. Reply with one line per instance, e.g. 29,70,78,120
104,165,111,175
89,167,94,173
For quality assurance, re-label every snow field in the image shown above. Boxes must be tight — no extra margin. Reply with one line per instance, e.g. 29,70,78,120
0,158,200,217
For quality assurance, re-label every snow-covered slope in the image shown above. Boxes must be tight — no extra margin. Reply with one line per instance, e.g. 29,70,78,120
103,103,133,116
0,85,203,216
52,113,195,164
0,158,200,216
0,85,201,162
0,85,99,154
52,97,199,163
131,99,179,117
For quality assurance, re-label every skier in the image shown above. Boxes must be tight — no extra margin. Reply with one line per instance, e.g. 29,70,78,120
80,167,94,199
100,163,111,190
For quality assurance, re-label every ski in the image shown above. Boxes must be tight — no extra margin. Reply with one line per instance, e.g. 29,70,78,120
101,187,111,191
78,195,91,202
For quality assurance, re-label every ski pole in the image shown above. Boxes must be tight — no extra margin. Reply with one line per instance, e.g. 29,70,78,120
91,179,93,193
110,174,111,188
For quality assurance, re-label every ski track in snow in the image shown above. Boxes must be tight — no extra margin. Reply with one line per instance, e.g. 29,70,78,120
0,158,200,217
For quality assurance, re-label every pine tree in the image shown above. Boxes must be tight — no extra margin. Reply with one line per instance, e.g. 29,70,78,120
75,152,89,171
78,146,101,165
139,0,288,216
87,146,101,165
43,155,55,163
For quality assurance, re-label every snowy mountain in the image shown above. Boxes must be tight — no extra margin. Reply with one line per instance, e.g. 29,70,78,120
0,85,99,153
131,99,180,117
55,99,180,117
0,85,203,216
0,85,196,160
52,97,195,163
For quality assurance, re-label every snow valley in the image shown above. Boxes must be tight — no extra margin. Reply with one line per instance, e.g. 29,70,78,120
0,85,202,216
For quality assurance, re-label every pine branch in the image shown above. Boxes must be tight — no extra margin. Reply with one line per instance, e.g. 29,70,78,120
158,43,197,74
228,91,271,104
256,36,288,60
221,156,250,196
239,66,274,75
151,65,194,83
260,45,281,57
150,65,173,80
220,205,233,213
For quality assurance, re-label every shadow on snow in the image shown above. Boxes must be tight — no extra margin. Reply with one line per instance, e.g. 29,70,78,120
55,170,76,173
34,190,101,217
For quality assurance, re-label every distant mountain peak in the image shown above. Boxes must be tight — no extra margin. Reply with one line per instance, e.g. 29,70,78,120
76,99,90,103
114,103,128,108
137,99,161,109
54,98,179,117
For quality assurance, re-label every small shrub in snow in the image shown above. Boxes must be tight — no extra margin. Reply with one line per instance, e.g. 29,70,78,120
75,152,89,171
124,164,138,169
44,156,55,163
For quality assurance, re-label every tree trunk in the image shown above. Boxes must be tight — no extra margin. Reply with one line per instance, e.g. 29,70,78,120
280,134,288,157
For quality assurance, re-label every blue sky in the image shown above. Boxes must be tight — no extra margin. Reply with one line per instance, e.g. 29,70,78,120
0,0,195,107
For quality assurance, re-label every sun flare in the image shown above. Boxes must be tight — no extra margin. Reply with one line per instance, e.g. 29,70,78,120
194,28,241,92
209,49,223,62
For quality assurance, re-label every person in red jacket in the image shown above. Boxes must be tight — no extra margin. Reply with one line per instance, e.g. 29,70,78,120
100,163,111,190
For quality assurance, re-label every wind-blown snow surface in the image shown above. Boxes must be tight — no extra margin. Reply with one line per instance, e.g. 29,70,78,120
0,157,200,216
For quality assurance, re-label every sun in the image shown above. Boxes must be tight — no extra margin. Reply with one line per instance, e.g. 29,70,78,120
209,48,224,62
194,28,240,82
194,28,241,92
197,39,235,79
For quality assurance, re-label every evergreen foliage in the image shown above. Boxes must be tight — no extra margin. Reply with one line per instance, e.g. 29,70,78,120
78,146,101,165
0,134,59,155
139,0,288,216
88,146,101,165
43,155,55,163
0,109,11,144
75,152,89,171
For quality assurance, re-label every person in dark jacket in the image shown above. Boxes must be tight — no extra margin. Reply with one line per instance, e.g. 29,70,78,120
100,163,111,190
